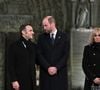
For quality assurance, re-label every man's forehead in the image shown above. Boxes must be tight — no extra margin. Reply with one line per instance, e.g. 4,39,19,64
24,25,33,31
42,19,49,24
25,25,32,29
25,25,32,28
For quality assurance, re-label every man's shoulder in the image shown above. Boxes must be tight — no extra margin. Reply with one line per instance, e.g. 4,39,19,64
57,30,68,35
40,32,48,35
9,39,21,48
38,32,48,38
57,31,69,40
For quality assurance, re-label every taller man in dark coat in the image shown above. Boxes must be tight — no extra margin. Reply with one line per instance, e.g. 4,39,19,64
8,24,36,90
37,16,70,90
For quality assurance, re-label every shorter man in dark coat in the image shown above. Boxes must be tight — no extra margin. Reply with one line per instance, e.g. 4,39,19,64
8,24,36,90
37,16,70,90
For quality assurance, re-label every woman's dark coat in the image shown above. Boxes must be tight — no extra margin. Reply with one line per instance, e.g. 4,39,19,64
37,31,70,90
82,43,100,90
8,37,36,90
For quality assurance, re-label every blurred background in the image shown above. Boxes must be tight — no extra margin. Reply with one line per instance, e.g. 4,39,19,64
0,0,99,90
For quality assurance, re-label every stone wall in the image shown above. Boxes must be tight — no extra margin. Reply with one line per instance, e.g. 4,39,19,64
0,33,5,90
0,15,34,32
0,0,72,32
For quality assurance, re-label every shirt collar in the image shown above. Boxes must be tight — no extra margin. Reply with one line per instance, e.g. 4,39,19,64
51,29,57,34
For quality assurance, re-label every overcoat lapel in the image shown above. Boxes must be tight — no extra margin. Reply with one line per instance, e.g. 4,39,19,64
54,31,62,45
45,33,52,46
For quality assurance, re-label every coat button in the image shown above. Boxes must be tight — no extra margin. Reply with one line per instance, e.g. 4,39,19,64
93,64,96,66
93,53,95,55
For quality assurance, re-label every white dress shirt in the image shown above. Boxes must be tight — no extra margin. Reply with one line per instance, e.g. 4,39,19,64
50,29,57,39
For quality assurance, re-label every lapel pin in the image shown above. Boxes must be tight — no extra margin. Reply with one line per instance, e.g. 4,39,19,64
58,36,61,39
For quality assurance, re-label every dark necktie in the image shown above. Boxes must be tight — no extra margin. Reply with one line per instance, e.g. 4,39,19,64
51,33,55,45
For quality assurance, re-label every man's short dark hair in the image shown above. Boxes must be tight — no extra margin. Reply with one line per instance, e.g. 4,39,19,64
19,23,32,35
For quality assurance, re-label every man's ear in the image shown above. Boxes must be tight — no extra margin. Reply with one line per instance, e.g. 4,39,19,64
22,30,25,35
51,23,55,27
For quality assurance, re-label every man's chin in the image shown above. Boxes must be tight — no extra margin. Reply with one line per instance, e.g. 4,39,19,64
45,31,51,33
30,37,33,39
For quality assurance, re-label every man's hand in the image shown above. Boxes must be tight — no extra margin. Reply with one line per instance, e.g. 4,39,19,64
12,81,20,90
93,78,100,85
48,67,57,75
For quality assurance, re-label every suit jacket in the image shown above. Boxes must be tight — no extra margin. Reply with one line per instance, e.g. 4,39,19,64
37,31,70,90
82,43,100,90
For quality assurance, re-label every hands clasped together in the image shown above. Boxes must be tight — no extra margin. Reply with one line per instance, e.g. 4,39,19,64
94,78,100,85
48,67,57,75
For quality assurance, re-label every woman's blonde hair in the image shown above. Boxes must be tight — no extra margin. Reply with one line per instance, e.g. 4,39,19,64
89,27,100,44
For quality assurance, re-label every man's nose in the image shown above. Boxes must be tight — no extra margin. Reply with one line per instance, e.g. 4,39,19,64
43,26,46,30
32,31,35,35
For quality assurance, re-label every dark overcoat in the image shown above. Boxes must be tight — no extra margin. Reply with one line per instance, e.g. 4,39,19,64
37,31,70,90
82,43,100,90
8,37,36,90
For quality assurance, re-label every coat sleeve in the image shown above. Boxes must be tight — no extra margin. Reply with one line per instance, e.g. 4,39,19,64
8,44,17,82
55,32,70,70
82,46,96,81
37,35,50,71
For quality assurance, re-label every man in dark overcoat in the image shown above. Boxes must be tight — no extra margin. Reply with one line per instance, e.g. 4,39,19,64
8,24,36,90
37,16,70,90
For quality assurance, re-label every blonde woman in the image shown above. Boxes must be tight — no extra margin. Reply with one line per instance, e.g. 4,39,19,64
82,28,100,90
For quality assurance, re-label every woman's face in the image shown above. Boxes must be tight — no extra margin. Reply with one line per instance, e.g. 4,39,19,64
94,32,100,43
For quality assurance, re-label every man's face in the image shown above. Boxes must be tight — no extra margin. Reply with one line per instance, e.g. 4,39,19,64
42,19,52,33
22,25,34,40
